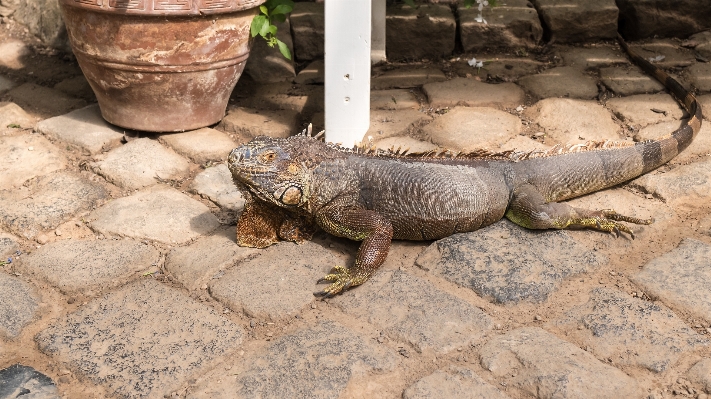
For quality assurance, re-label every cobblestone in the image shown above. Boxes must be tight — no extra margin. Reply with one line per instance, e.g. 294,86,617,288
517,66,599,99
159,127,236,164
0,38,30,69
219,106,300,142
687,358,711,394
688,62,711,92
480,327,643,398
460,0,542,51
0,231,19,259
385,4,455,60
403,367,511,399
7,83,85,117
416,220,606,304
36,104,123,154
19,238,160,295
423,78,524,109
372,136,438,153
0,75,20,95
532,0,618,43
0,273,39,339
632,159,711,205
189,163,245,212
371,67,447,90
36,279,244,399
0,101,35,132
422,107,521,151
0,364,59,399
370,89,420,110
560,46,629,69
289,2,324,62
0,133,66,190
606,93,685,127
629,39,697,68
600,66,665,95
89,185,219,245
365,109,432,142
524,98,621,144
334,270,493,354
632,238,711,323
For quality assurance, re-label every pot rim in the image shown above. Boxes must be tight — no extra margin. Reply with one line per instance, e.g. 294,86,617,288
59,0,265,16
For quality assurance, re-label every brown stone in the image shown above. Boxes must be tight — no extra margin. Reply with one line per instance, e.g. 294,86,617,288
532,0,618,43
386,4,456,60
460,0,542,51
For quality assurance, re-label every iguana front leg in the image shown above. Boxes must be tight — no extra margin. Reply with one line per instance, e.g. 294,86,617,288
237,195,317,248
313,206,394,297
505,184,653,238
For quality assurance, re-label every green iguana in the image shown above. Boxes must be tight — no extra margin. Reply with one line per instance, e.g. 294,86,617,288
228,35,703,297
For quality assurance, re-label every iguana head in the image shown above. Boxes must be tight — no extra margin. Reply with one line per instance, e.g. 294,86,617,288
228,135,328,209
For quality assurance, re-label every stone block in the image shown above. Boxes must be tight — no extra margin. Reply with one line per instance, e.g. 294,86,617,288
0,102,36,134
632,238,711,323
606,93,685,127
480,327,643,398
36,104,124,155
293,59,323,85
422,107,522,151
629,39,697,68
386,4,456,60
189,163,245,212
290,2,324,62
684,30,711,61
244,19,295,83
600,66,665,96
687,358,711,394
333,270,493,354
0,133,67,190
403,367,511,399
460,0,542,51
89,185,220,245
370,89,420,110
617,0,711,40
364,109,432,142
19,238,160,295
0,231,19,259
219,107,300,142
36,279,244,399
632,159,711,205
423,78,524,109
0,365,59,399
372,136,438,154
549,287,708,373
517,66,598,99
164,227,259,291
0,75,19,95
159,127,236,164
90,138,191,190
53,75,96,101
0,274,40,339
7,83,85,117
415,220,607,304
0,172,107,240
0,39,30,69
523,98,621,144
13,0,70,51
688,62,711,92
371,67,447,90
560,46,629,70
532,0,618,43
187,321,396,399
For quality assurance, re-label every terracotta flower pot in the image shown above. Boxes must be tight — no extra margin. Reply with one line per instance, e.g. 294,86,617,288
59,0,264,132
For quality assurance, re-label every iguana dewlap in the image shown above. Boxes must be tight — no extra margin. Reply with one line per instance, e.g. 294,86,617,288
227,35,703,297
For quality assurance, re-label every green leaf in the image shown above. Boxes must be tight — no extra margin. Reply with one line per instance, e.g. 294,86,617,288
6,123,20,128
272,13,286,23
259,19,272,37
277,39,291,60
267,24,277,36
272,4,292,15
259,5,268,15
463,0,474,8
251,15,268,37
402,0,416,7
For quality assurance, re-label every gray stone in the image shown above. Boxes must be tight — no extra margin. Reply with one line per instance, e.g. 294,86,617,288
290,2,324,62
219,107,300,142
19,239,160,295
524,98,621,144
0,274,39,339
89,185,220,245
53,75,95,101
364,109,432,142
600,67,665,95
532,0,618,42
422,107,521,151
244,19,295,83
423,78,524,109
13,0,69,51
210,240,344,320
386,4,455,60
189,164,245,212
687,358,711,394
560,46,629,70
36,279,244,399
479,327,643,399
334,270,492,354
90,138,191,190
0,39,30,70
159,128,236,164
187,321,396,399
517,66,598,100
7,83,85,117
403,367,511,399
684,30,711,60
549,287,708,373
415,220,607,304
632,238,711,323
480,58,544,82
0,231,19,259
0,364,59,399
293,59,324,85
36,104,124,155
0,75,19,95
370,89,419,110
372,136,438,154
0,172,107,240
606,93,685,127
460,0,542,51
0,102,35,134
688,62,711,92
629,40,697,68
371,67,447,90
165,227,259,291
0,133,67,190
617,0,711,40
235,82,324,114
632,159,711,205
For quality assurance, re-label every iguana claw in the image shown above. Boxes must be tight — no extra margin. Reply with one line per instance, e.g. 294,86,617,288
314,265,363,297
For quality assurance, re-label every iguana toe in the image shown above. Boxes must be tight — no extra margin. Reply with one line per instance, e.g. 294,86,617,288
314,265,364,297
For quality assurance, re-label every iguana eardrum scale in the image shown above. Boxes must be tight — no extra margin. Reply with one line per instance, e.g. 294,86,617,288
228,35,703,297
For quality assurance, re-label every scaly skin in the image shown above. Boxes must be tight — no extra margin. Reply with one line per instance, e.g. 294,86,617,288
228,35,703,297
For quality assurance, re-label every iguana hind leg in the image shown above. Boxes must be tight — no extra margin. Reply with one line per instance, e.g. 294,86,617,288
505,184,653,238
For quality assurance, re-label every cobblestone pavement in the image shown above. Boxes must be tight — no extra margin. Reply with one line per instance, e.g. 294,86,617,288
2,19,711,399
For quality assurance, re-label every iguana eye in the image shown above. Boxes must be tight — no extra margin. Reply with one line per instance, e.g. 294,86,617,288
260,151,277,163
